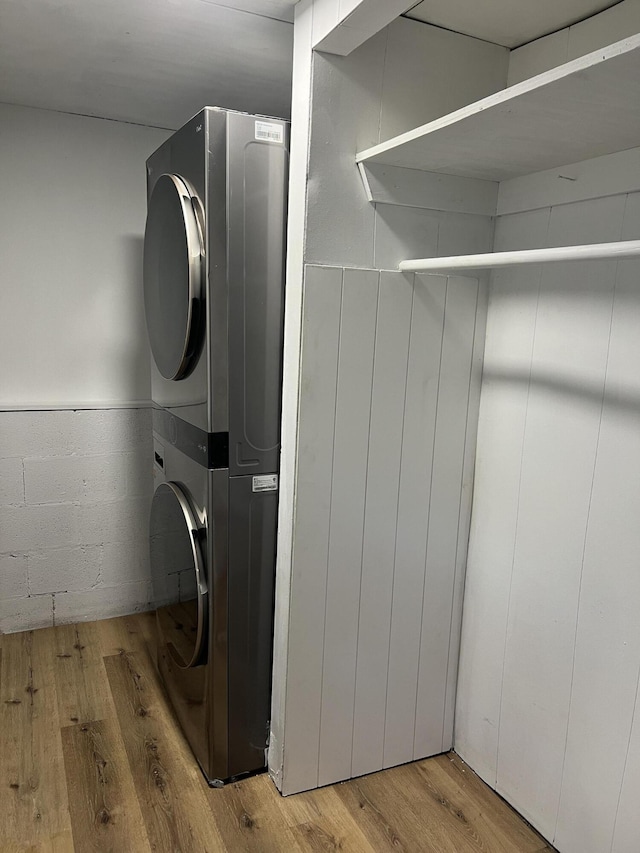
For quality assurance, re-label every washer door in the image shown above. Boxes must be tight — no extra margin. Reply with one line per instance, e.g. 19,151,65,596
150,482,208,668
143,173,204,380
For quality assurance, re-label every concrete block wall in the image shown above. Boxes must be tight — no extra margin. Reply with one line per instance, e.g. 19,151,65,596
0,407,155,633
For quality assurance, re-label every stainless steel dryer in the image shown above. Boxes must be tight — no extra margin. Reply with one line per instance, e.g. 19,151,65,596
143,107,289,785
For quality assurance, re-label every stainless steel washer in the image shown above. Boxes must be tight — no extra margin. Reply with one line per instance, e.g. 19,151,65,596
143,107,289,785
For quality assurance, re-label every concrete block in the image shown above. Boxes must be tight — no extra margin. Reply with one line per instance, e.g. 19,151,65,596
0,552,28,599
75,496,151,546
1,504,77,552
0,458,24,506
100,539,151,586
27,546,101,595
53,580,154,625
67,408,152,455
24,454,128,504
0,408,151,460
0,410,78,458
123,450,154,498
0,594,54,634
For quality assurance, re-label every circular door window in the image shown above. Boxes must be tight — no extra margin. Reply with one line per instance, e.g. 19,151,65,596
150,482,208,668
143,174,204,380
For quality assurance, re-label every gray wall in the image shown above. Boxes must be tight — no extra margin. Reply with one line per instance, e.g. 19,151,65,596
0,104,169,632
0,103,169,407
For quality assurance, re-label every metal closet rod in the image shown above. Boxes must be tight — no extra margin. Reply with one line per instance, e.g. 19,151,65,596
399,239,640,273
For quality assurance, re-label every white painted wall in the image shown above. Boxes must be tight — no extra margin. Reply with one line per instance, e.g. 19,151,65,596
275,5,640,848
507,0,640,84
305,16,507,270
270,13,508,794
457,188,640,853
0,103,169,407
455,9,640,853
276,263,486,796
0,104,169,631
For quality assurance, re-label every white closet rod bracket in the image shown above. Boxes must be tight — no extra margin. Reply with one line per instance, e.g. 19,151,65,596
399,240,640,273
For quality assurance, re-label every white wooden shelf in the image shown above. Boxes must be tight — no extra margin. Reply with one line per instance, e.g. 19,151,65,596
356,34,640,183
399,240,640,274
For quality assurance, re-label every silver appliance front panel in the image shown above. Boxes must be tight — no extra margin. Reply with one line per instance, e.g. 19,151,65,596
226,112,288,475
152,438,211,776
145,107,288,786
144,108,289,457
145,112,209,432
144,174,204,381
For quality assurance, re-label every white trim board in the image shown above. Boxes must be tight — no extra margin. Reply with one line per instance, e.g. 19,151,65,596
313,0,415,56
356,34,640,182
358,162,498,216
268,0,314,793
0,401,152,412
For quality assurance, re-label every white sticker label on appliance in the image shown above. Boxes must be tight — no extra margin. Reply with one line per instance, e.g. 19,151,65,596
252,474,279,493
255,121,284,144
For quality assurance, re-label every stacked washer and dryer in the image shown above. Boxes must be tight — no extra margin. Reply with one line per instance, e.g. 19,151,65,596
142,107,289,786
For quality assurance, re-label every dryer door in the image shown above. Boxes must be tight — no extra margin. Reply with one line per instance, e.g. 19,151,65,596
143,173,204,380
150,482,208,668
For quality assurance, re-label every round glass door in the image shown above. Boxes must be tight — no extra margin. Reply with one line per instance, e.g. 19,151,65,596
143,173,204,380
150,482,207,668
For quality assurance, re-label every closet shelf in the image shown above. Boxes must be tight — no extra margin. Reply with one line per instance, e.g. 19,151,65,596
356,34,640,183
399,240,640,274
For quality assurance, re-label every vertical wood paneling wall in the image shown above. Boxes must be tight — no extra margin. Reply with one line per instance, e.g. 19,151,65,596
280,265,483,795
271,12,506,794
456,191,640,853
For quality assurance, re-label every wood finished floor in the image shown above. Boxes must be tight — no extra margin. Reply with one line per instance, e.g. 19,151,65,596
0,613,555,852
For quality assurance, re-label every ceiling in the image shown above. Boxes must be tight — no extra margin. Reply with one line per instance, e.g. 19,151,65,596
0,0,627,130
404,0,623,48
0,0,295,130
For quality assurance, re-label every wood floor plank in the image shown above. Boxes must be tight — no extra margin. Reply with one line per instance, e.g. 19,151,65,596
134,611,159,668
134,610,158,648
335,774,433,853
53,622,114,727
1,832,75,852
61,717,151,853
95,614,154,659
273,781,376,852
382,761,515,853
349,755,554,853
1,615,557,852
206,774,302,853
0,628,72,848
427,753,549,852
104,649,226,852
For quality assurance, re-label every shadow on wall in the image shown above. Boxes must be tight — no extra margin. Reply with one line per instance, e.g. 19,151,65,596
483,368,640,418
89,235,151,404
